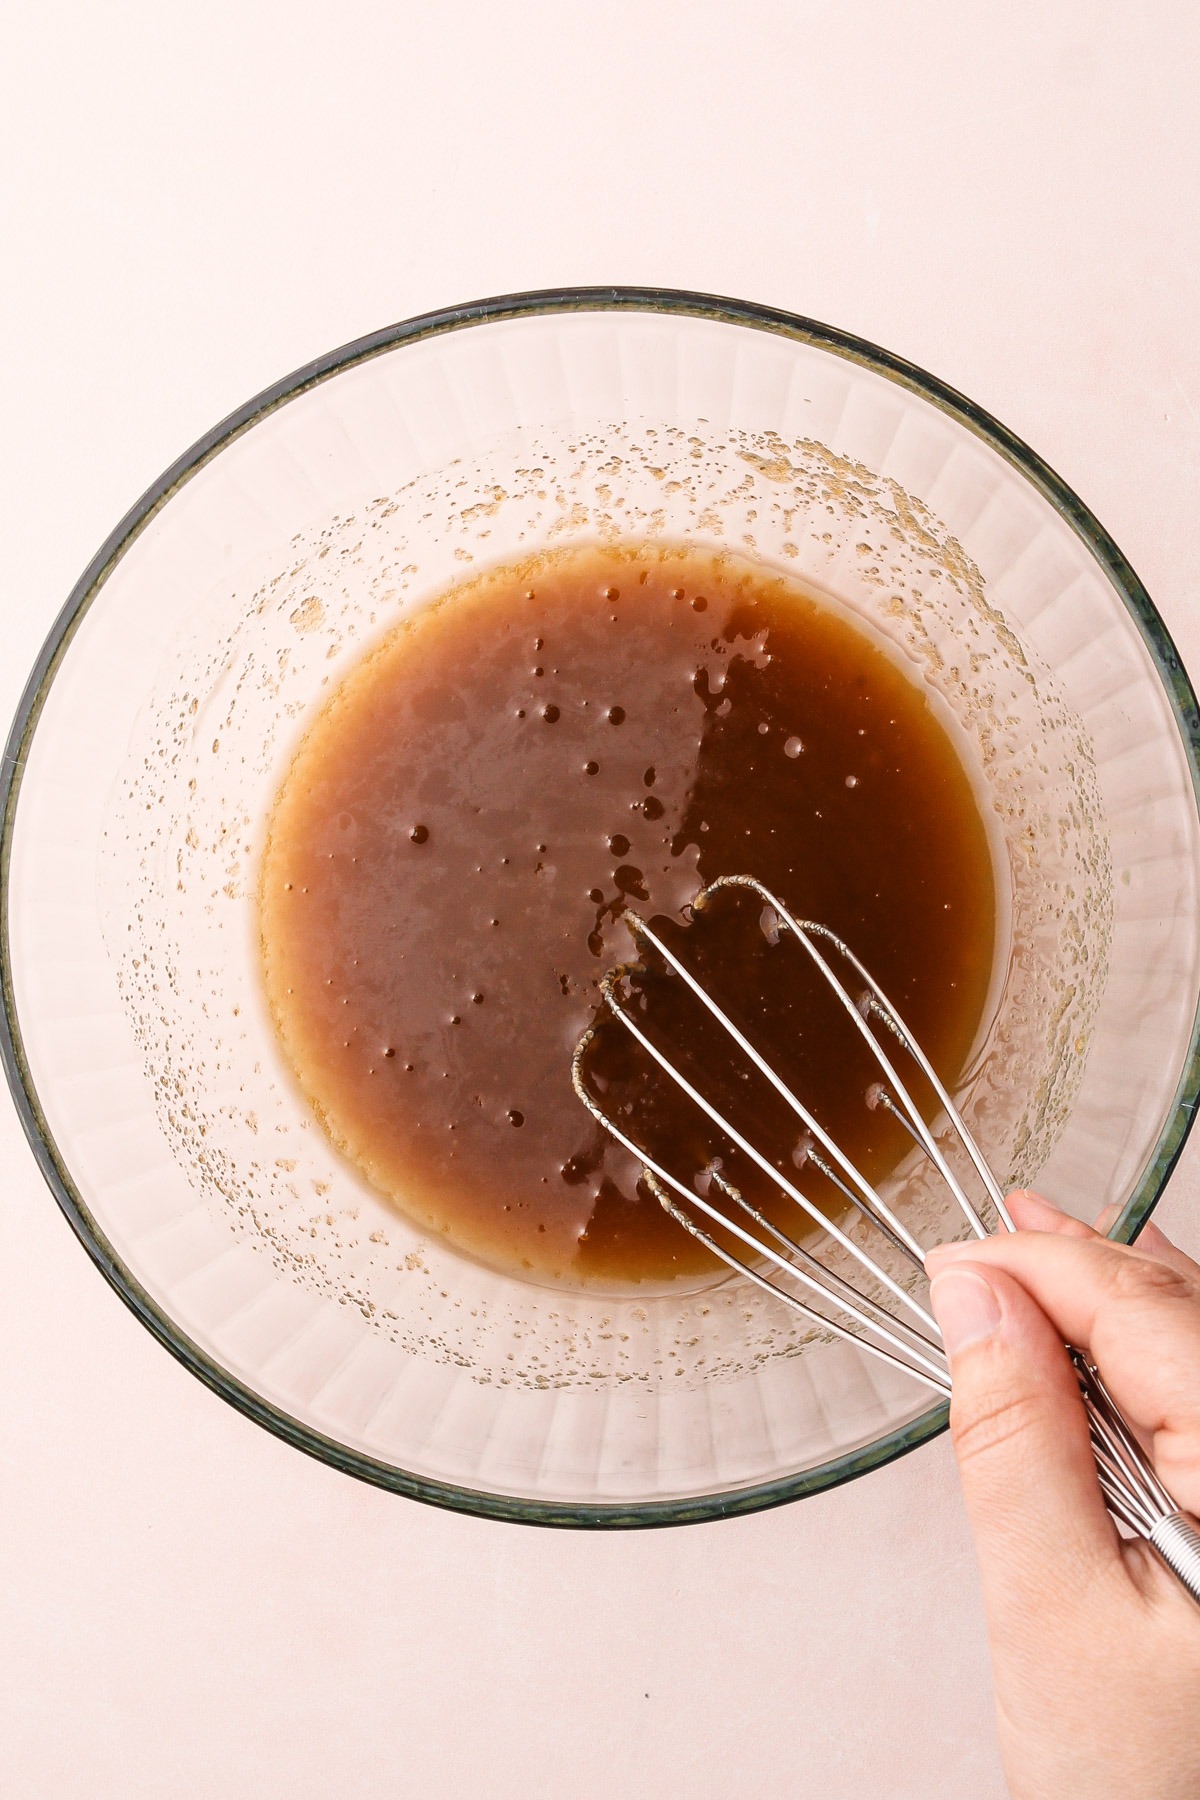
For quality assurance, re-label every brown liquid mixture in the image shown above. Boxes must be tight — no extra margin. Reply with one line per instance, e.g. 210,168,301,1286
260,544,997,1286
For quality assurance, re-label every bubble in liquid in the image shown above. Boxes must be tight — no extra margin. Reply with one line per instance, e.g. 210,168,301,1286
790,1134,814,1169
784,737,804,759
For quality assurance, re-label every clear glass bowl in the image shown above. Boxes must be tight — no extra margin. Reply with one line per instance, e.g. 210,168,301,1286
5,289,1200,1525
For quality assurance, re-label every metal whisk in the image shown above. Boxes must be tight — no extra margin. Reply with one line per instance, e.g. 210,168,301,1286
572,873,1200,1603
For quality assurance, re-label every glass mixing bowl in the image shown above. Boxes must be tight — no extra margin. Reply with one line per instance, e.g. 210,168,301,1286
5,289,1200,1525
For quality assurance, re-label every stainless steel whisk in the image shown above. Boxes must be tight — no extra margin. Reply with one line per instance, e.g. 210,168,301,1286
572,873,1200,1603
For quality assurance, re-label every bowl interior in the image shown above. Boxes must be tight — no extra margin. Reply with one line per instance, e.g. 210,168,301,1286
6,296,1200,1521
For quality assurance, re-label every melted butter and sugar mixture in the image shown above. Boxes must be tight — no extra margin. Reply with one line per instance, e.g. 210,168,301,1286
260,545,997,1286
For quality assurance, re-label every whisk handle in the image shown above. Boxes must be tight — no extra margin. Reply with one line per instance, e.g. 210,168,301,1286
1148,1514,1200,1605
1075,1351,1200,1606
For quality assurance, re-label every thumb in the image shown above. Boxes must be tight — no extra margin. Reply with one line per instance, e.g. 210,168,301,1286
928,1260,1124,1639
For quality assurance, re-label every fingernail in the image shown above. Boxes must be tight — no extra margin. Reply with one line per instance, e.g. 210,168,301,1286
1004,1190,1066,1229
1094,1201,1122,1236
1011,1187,1060,1211
929,1269,1002,1356
924,1239,979,1270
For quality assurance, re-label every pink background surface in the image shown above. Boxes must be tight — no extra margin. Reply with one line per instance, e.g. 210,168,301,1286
2,4,1198,1794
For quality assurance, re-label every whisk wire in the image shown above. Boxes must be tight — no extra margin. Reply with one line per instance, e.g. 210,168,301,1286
698,874,1008,1234
708,1171,947,1365
804,1148,919,1262
572,1024,941,1361
592,960,937,1333
622,911,928,1262
646,1173,952,1395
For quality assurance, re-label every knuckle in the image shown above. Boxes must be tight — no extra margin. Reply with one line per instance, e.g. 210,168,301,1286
949,1384,1048,1468
1108,1253,1195,1306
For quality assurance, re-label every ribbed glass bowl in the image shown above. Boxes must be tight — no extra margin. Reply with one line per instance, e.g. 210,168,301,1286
5,289,1200,1525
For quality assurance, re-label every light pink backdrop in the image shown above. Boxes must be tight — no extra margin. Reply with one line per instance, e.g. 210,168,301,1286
2,4,1198,1794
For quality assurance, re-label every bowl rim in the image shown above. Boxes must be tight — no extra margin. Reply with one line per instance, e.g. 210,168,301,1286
5,284,1200,1528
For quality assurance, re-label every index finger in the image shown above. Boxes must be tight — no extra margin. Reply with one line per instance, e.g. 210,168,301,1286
1010,1189,1200,1281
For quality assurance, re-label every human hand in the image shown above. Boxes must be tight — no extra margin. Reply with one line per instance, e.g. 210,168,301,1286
925,1192,1200,1800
